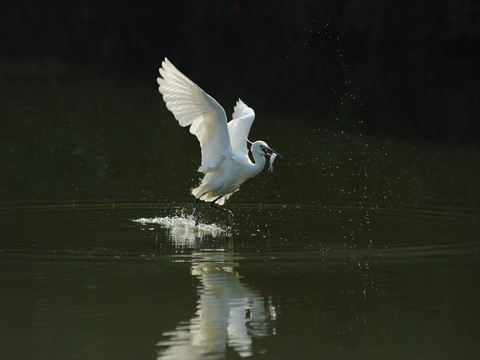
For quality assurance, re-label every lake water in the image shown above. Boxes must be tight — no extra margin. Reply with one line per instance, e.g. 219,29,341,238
1,59,479,359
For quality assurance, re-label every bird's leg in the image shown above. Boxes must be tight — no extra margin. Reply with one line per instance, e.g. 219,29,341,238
194,197,200,226
211,196,234,225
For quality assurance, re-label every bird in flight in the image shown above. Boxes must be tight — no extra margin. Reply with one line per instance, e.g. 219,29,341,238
157,58,281,226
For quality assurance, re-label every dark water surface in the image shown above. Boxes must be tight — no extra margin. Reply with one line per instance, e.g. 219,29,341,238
1,59,480,359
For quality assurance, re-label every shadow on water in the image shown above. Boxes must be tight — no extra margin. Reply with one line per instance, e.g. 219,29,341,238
158,252,275,359
135,214,275,359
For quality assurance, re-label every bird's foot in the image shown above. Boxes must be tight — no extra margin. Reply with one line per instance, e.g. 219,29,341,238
210,198,234,226
194,197,200,227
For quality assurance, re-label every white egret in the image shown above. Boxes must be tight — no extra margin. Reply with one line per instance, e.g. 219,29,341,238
157,58,281,226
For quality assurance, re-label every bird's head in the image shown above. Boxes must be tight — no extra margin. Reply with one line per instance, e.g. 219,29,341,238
251,141,282,158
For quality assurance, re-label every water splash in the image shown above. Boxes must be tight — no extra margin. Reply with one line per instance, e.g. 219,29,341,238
133,214,227,243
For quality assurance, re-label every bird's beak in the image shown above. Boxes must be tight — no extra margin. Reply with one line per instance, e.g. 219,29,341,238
264,147,282,158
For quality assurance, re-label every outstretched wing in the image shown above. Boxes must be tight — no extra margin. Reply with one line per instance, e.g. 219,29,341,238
227,99,255,157
157,58,233,173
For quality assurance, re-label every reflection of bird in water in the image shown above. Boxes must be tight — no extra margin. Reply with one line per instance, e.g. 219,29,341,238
157,253,276,359
157,58,281,226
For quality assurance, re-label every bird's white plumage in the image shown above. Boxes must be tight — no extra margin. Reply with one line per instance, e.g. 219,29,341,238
157,58,277,208
228,99,255,158
157,58,233,173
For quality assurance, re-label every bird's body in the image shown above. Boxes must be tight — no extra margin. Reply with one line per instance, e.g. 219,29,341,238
191,140,268,205
157,58,280,225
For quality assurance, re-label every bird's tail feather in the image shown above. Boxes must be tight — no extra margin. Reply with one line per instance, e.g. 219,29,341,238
191,186,233,206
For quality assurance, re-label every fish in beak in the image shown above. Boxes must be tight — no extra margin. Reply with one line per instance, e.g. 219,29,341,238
263,147,281,172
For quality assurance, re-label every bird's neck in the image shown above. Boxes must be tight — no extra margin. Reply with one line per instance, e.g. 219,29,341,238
250,151,267,176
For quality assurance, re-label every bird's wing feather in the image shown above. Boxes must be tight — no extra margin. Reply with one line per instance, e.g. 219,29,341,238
227,99,255,157
157,58,233,173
